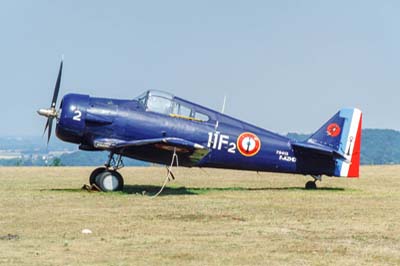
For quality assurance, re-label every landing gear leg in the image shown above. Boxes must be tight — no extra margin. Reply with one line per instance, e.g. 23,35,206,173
305,175,321,190
89,152,125,192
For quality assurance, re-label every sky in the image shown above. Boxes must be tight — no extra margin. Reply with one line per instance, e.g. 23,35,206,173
0,1,399,136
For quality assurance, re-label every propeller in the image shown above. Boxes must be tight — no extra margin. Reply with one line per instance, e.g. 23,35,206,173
37,59,63,144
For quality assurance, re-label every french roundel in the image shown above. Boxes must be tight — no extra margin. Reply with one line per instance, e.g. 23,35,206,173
327,123,341,137
237,132,261,157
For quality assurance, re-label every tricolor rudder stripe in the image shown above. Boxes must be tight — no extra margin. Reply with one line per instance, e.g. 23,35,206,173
334,108,363,178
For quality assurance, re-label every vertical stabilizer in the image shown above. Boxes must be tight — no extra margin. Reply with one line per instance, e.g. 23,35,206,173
306,108,363,177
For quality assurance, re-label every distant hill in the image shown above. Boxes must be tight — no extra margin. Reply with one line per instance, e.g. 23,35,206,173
0,129,399,166
0,136,73,153
0,137,148,167
286,133,310,142
58,151,148,166
359,129,400,165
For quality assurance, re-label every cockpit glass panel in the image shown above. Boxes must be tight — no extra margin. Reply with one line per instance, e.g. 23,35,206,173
194,112,209,122
135,92,147,107
180,105,192,117
135,90,209,122
146,95,172,114
171,102,192,116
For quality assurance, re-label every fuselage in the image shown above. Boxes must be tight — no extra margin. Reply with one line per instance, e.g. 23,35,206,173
55,91,326,175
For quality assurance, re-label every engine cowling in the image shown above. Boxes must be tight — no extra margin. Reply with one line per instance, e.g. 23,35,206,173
56,93,89,144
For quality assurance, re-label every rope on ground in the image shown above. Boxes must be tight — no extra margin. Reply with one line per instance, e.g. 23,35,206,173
150,148,179,198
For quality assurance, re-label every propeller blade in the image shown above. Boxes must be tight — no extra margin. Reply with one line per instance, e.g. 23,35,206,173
51,60,63,108
43,118,50,137
47,117,54,144
40,58,63,144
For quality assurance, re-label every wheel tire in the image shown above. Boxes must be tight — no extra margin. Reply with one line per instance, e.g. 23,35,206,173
96,170,124,192
305,181,317,190
89,167,106,185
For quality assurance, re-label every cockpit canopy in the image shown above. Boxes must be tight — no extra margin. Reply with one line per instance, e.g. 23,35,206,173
136,90,210,122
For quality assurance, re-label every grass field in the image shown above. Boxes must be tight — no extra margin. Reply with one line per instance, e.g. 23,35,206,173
1,166,400,265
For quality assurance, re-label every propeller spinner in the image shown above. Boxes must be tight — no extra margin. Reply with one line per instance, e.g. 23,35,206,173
37,59,63,143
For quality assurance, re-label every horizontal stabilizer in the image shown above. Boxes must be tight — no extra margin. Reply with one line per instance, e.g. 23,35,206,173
292,142,348,161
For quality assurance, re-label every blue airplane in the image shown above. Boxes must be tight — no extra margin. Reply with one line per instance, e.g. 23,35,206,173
38,61,363,192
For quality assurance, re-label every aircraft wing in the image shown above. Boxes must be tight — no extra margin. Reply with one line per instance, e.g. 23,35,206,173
292,142,348,161
92,137,210,164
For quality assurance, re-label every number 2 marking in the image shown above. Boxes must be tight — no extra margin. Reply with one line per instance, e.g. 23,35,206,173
228,143,236,153
73,110,82,121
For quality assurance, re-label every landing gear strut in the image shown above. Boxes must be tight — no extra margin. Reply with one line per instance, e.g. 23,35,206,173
89,152,124,192
305,175,321,190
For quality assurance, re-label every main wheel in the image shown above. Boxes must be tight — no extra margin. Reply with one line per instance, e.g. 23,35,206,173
89,167,106,185
305,181,317,190
96,170,124,192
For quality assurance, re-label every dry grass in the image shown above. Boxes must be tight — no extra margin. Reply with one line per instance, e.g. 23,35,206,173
0,165,400,265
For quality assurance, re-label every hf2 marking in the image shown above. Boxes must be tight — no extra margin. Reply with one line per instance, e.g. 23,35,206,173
207,132,237,154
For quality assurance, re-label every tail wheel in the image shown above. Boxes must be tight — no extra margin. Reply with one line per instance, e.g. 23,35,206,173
89,167,106,185
305,181,317,190
96,170,124,192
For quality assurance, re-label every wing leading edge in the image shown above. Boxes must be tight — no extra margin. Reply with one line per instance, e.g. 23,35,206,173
92,137,210,165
